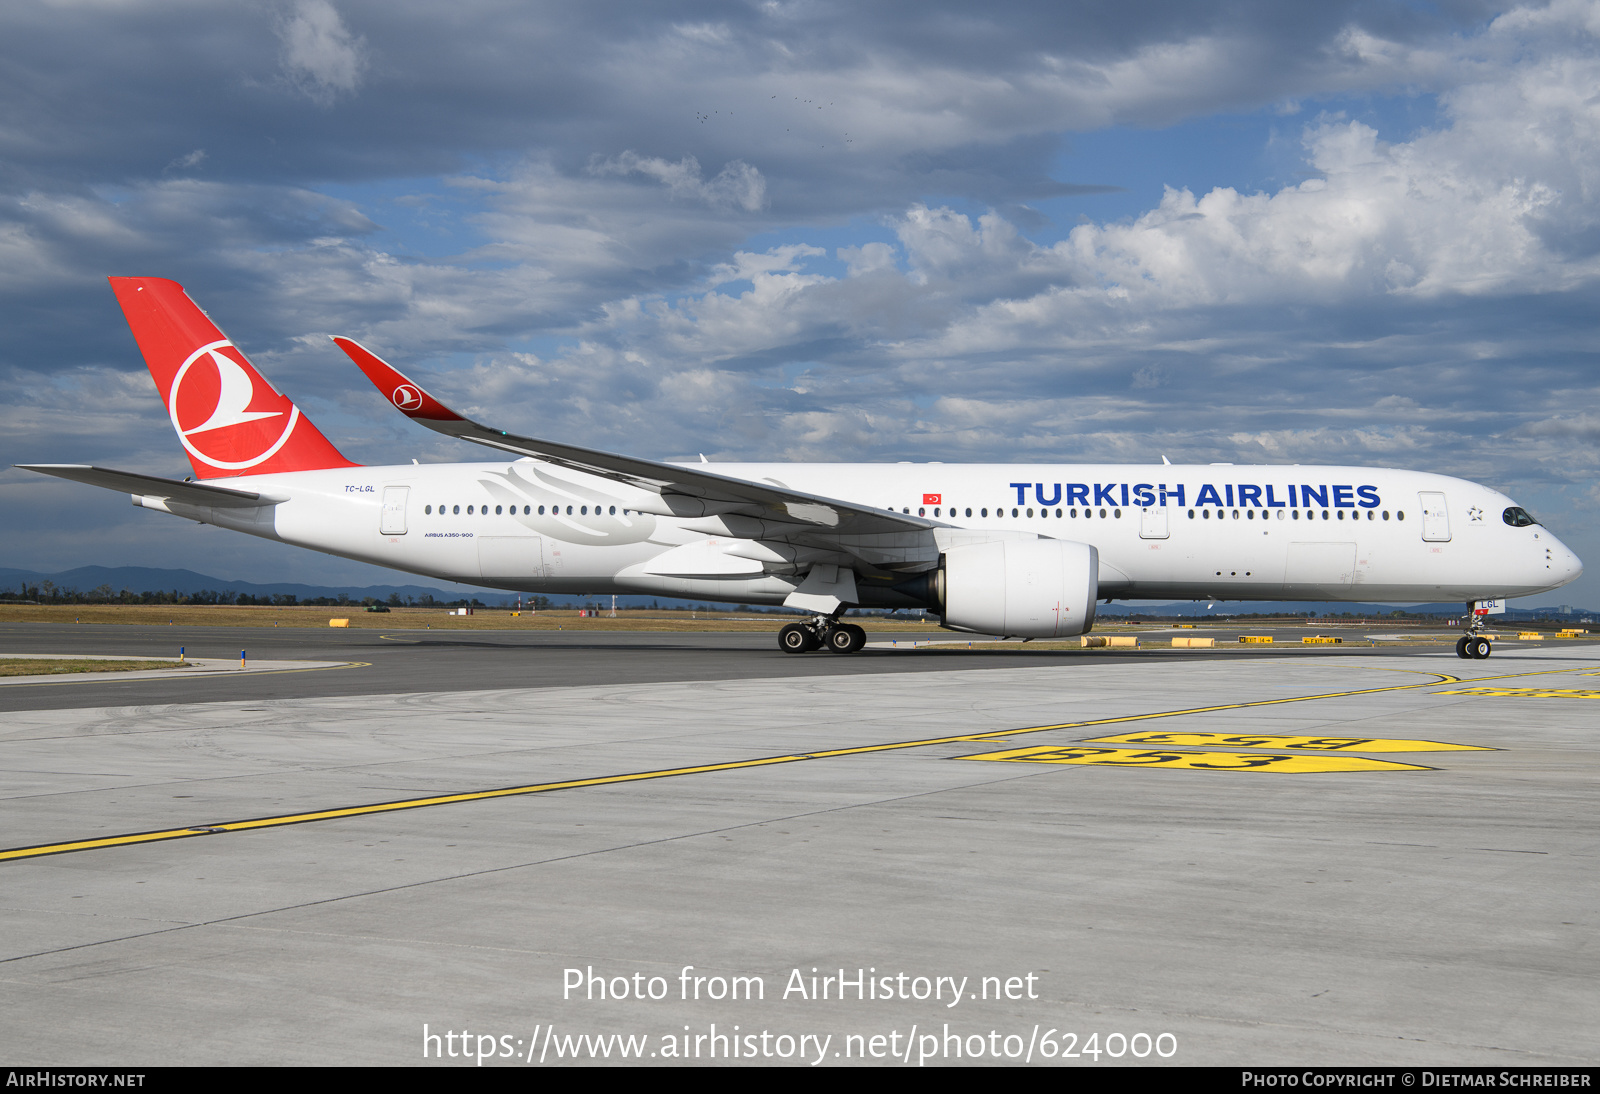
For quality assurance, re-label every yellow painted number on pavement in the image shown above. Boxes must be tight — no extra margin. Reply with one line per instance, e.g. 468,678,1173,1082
1081,732,1491,752
1436,687,1600,699
958,745,1430,773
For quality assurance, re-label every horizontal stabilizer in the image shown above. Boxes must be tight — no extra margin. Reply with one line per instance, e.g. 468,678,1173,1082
16,464,285,508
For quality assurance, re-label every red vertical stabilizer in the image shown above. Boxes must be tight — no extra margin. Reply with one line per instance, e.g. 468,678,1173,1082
109,277,358,479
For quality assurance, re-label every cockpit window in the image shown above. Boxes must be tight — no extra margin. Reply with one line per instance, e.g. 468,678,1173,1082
1502,506,1540,527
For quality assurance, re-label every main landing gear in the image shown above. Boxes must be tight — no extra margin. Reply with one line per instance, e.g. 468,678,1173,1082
778,616,866,655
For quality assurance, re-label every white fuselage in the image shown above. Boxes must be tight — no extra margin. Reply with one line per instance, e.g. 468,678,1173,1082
142,460,1582,608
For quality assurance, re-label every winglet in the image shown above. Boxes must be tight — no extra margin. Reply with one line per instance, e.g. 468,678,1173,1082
331,336,466,423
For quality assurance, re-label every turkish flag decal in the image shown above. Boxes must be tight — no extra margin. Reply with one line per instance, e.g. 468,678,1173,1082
922,493,941,505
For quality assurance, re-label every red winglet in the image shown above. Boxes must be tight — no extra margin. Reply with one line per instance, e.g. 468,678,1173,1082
110,277,357,479
331,337,466,423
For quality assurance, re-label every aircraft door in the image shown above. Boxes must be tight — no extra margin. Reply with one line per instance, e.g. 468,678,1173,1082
380,486,409,535
1418,492,1451,542
1139,506,1169,539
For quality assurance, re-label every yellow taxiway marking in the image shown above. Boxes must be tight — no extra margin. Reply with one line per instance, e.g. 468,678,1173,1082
959,745,1431,773
1081,732,1493,752
2,663,1589,863
1434,686,1600,699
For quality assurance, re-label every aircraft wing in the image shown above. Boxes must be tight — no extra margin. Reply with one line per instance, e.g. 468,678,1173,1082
332,337,934,537
16,464,285,508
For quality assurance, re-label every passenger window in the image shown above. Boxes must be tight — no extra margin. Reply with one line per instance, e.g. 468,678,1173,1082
495,505,502,515
1382,510,1389,520
965,508,972,517
1187,509,1195,518
1247,510,1254,520
538,505,545,515
453,505,460,515
425,505,432,515
1027,508,1034,517
467,505,474,515
1397,511,1404,520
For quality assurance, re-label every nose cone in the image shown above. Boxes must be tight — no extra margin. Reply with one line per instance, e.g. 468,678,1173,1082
1543,532,1584,589
1557,538,1583,584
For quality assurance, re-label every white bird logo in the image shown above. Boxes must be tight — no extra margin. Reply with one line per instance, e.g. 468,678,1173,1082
167,340,298,470
181,349,282,435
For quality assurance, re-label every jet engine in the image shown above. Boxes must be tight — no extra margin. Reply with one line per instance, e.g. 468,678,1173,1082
937,539,1099,638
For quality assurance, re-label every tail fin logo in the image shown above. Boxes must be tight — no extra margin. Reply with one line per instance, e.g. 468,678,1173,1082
168,340,302,471
392,384,423,410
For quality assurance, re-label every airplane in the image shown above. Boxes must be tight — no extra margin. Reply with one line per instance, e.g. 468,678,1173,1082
18,277,1584,660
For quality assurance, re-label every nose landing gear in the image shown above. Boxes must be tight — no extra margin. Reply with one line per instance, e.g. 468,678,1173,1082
1455,601,1497,658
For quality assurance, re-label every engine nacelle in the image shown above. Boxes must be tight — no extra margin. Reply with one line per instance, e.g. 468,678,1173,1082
939,539,1099,638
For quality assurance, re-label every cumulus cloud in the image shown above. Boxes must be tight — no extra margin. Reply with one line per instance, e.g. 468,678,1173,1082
590,152,767,213
278,0,368,104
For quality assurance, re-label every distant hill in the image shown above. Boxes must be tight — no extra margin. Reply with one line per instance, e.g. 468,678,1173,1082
0,565,501,605
0,566,750,610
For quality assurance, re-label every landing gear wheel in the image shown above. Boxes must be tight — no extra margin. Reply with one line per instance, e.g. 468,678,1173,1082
779,623,818,654
825,624,866,654
1456,636,1471,659
1469,637,1492,660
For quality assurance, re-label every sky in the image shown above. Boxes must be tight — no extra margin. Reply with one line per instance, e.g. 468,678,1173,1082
3,0,1599,606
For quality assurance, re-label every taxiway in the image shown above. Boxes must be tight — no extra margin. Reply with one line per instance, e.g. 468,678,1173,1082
1,623,1595,1066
